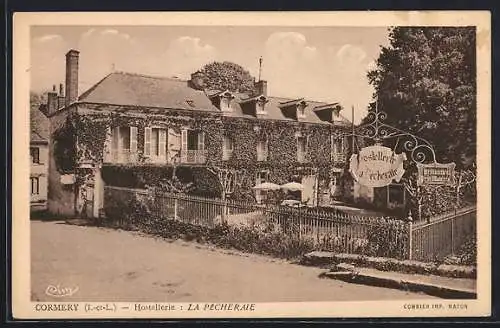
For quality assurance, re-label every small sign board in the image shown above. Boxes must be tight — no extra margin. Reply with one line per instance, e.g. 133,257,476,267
416,162,456,186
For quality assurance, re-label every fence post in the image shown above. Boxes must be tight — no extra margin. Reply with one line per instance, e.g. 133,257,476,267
407,210,413,260
451,215,455,255
298,207,302,239
174,197,178,220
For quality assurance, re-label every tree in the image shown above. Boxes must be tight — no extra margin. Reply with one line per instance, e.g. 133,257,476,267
195,61,256,94
367,27,476,169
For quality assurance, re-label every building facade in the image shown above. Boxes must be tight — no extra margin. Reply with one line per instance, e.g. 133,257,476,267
46,49,353,218
30,107,49,211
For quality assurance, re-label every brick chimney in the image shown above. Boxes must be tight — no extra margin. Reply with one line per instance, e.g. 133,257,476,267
254,80,267,96
47,85,58,115
57,83,65,109
65,49,80,106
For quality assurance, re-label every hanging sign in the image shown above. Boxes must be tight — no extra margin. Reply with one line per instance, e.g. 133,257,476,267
416,162,456,186
349,145,406,188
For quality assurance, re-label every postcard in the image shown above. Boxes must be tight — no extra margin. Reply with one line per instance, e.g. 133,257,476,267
12,11,491,319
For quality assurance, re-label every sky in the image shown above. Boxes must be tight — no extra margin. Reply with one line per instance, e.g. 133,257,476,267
31,26,390,123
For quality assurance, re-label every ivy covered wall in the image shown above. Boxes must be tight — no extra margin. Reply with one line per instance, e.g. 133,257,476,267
52,103,352,207
48,106,78,216
74,105,223,166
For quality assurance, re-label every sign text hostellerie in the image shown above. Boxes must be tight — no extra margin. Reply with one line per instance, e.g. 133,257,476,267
349,145,406,188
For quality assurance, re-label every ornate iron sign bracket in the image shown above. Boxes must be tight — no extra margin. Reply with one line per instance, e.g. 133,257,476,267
335,106,438,165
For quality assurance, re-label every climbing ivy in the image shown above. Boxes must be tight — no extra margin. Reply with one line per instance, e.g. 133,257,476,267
52,115,77,174
63,104,348,202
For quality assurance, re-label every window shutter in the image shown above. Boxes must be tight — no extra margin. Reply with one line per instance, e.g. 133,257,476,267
168,129,181,151
159,129,167,158
198,131,205,151
103,126,112,161
181,129,188,151
130,127,138,153
144,127,151,157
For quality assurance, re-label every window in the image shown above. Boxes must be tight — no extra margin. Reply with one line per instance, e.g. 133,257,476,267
331,136,346,162
180,130,206,164
220,93,233,112
257,139,268,161
256,100,266,114
111,126,137,151
297,136,308,162
120,127,131,150
30,177,39,195
110,126,138,163
223,135,234,160
297,103,307,118
30,147,40,164
183,130,204,150
148,128,167,158
256,170,269,183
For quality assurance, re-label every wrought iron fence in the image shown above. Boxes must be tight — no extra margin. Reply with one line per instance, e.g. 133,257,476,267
180,150,206,164
103,186,409,257
410,205,476,262
103,186,476,262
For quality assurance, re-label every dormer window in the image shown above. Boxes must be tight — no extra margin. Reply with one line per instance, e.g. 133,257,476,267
278,98,307,121
220,91,235,112
332,105,342,118
313,103,344,123
256,96,268,115
239,95,268,117
297,101,307,118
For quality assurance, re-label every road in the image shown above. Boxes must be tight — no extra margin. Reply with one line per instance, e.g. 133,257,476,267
31,220,435,302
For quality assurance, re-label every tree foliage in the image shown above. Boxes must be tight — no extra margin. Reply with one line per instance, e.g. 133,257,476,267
30,91,47,111
367,27,476,169
197,61,256,94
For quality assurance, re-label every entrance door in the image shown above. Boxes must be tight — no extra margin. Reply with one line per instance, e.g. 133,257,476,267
79,184,94,218
86,185,94,218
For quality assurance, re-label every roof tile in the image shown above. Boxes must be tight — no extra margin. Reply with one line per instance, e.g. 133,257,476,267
78,72,219,111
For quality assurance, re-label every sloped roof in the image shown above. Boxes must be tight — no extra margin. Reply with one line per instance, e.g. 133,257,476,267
30,107,49,142
76,71,350,125
78,72,219,111
222,93,351,125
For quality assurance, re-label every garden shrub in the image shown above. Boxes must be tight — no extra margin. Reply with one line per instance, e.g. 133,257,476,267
365,219,409,260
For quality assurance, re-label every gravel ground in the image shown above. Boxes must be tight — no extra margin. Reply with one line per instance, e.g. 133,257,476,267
31,220,435,302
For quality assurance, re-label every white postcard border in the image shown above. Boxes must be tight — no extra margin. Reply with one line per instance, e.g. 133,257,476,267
12,11,491,319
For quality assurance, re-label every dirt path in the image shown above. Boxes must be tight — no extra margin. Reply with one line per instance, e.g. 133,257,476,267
31,220,435,302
